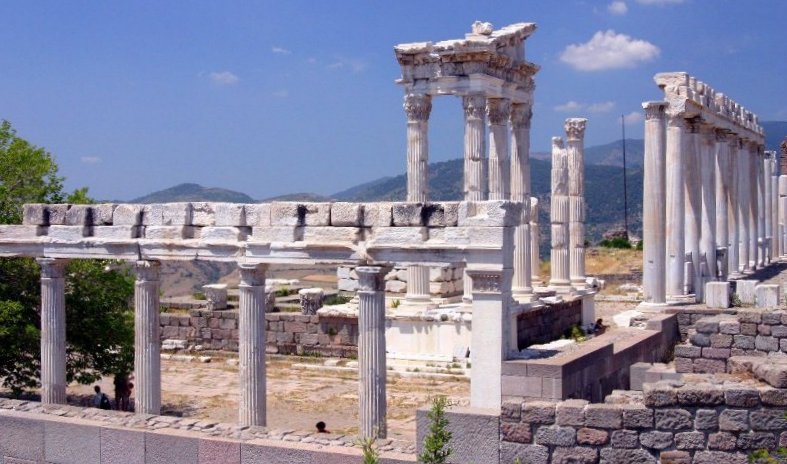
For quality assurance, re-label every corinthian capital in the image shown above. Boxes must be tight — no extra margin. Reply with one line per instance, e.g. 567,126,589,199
486,98,511,125
564,118,587,141
403,94,432,122
641,101,667,121
462,95,486,120
510,103,532,128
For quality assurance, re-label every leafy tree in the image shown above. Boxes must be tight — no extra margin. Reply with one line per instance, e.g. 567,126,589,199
418,396,453,464
0,119,134,396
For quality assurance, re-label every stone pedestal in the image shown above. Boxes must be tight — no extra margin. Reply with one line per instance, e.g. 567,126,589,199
705,282,730,309
134,260,161,415
298,288,324,315
666,115,686,297
736,279,757,305
38,258,68,405
642,102,668,304
549,137,572,293
238,263,268,427
755,284,780,308
357,266,388,439
565,118,587,288
202,284,228,310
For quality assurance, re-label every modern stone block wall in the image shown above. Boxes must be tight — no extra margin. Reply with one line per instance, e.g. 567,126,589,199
160,310,359,357
675,309,787,374
515,298,581,349
337,265,464,296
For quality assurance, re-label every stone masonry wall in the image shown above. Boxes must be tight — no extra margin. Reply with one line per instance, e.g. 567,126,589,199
161,310,359,357
516,298,582,349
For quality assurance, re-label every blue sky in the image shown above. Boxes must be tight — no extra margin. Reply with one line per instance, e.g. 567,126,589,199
1,0,785,200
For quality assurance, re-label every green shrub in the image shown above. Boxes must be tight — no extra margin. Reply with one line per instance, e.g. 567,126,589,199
598,237,632,249
418,396,453,464
324,294,353,306
359,436,380,464
192,292,206,300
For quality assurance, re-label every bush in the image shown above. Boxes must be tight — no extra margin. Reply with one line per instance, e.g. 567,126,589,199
598,237,632,249
358,436,379,464
324,294,353,306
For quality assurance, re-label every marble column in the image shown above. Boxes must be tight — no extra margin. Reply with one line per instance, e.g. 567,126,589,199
38,258,68,405
462,95,487,304
749,143,759,270
766,154,775,262
238,263,267,427
565,118,588,288
549,137,571,292
134,260,161,415
487,98,511,200
769,155,779,259
727,137,741,278
781,172,787,258
665,114,686,297
714,130,730,280
684,118,702,296
642,101,668,304
699,125,717,287
530,197,542,286
757,148,767,266
739,139,752,273
511,104,533,299
357,266,388,439
404,93,432,306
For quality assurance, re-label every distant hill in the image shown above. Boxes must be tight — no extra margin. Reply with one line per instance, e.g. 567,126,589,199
763,121,787,151
132,183,254,203
261,192,334,202
529,139,643,168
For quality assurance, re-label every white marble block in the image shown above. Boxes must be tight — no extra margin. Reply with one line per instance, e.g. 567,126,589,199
203,284,228,310
705,281,730,309
755,284,780,308
736,279,758,305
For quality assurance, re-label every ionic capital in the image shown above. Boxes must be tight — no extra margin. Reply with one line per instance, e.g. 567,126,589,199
356,266,389,292
403,94,432,122
564,118,587,141
486,98,511,125
462,95,486,120
641,101,667,120
133,260,160,282
510,103,532,129
238,263,267,287
37,258,68,279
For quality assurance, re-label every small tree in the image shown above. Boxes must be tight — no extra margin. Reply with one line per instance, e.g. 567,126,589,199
358,436,379,464
419,396,453,464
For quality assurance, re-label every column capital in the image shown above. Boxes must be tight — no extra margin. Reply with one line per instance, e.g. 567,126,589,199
466,269,508,294
134,260,160,281
564,118,587,141
641,101,667,120
486,98,511,125
510,103,532,129
403,93,432,122
357,265,390,292
462,95,486,120
238,263,267,287
37,258,68,279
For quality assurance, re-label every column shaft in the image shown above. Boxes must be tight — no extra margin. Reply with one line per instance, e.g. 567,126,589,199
549,137,571,291
749,145,759,269
770,157,779,259
699,126,717,287
758,149,767,265
727,137,741,277
565,118,588,287
238,263,267,427
463,95,488,202
357,266,387,439
642,102,668,304
684,119,702,296
134,260,161,415
38,258,68,405
530,198,542,286
511,104,533,297
666,116,686,296
739,139,751,272
487,98,511,201
714,130,729,279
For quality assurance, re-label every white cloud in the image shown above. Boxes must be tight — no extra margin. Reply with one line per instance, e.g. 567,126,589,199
327,57,367,73
554,100,616,113
560,30,660,71
272,46,291,55
623,111,644,124
635,0,685,4
208,71,239,85
80,156,102,164
608,1,628,15
272,90,289,98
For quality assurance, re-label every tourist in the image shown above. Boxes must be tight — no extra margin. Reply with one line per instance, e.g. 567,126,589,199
114,373,130,411
593,318,607,335
316,421,330,433
93,385,112,410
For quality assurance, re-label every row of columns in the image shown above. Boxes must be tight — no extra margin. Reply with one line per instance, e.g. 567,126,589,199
36,258,391,438
642,100,770,305
403,92,537,304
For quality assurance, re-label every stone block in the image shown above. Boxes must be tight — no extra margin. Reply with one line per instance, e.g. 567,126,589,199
708,431,737,451
693,358,726,373
610,429,638,448
741,322,758,335
113,204,143,225
0,225,45,239
673,345,701,358
761,387,787,406
270,202,329,226
144,226,196,240
772,325,787,337
736,280,758,305
674,431,705,450
643,382,677,407
416,406,499,464
756,284,780,308
701,347,731,359
584,404,622,428
521,401,556,424
92,225,140,239
391,202,422,226
598,448,657,464
500,422,531,443
145,429,200,464
330,203,362,227
251,226,300,242
576,427,608,445
551,446,597,464
689,331,711,346
719,409,749,431
370,227,426,245
719,319,741,334
738,308,763,324
733,335,756,350
458,200,522,227
674,357,693,373
749,408,787,431
244,204,271,227
654,408,692,431
638,431,673,450
500,401,521,422
705,282,730,308
533,425,576,446
200,226,249,242
709,333,733,348
47,225,89,240
737,431,777,450
499,442,548,464
64,205,92,225
214,203,246,227
755,335,780,352
199,437,241,464
190,202,215,226
763,310,785,325
303,227,360,243
676,383,724,406
385,280,407,293
622,406,653,429
100,426,146,464
659,450,691,464
362,202,392,227
23,203,47,225
0,414,44,462
47,204,69,224
44,420,100,464
724,386,760,407
692,451,748,464
555,399,587,426
91,205,116,226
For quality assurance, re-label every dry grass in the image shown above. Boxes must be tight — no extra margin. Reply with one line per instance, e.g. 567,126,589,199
585,248,642,275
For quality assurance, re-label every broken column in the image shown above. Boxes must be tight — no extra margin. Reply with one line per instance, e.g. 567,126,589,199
549,136,571,292
357,266,388,439
511,104,533,299
641,101,668,304
202,283,228,310
134,260,162,415
404,93,433,307
38,258,68,405
565,117,587,288
665,114,686,297
238,263,268,427
299,288,324,315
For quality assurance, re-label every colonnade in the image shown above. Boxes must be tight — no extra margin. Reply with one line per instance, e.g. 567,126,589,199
642,72,768,305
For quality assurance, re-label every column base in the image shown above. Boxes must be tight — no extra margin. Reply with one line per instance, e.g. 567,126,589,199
549,284,575,295
728,272,744,280
512,287,535,303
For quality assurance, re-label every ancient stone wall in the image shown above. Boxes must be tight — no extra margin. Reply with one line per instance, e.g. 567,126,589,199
515,298,582,349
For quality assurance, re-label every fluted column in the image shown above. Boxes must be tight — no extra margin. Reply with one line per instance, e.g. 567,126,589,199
727,136,741,278
642,101,668,304
530,197,542,286
462,95,488,305
404,93,432,306
549,137,571,292
511,104,533,298
766,153,775,262
714,130,730,279
739,138,752,273
769,155,779,259
699,125,717,288
134,260,161,415
238,263,267,427
565,118,588,288
357,266,388,439
749,143,759,270
684,118,702,296
665,115,686,297
781,141,787,257
487,98,511,200
757,148,767,266
38,258,68,405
